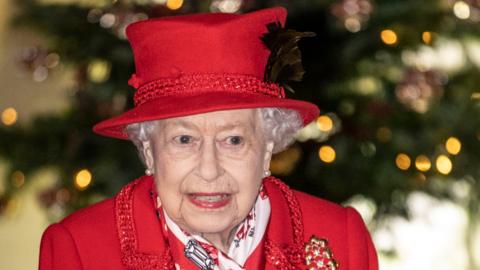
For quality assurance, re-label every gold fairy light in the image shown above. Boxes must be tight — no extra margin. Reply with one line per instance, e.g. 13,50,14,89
87,59,111,83
11,171,25,188
436,155,453,175
1,107,18,126
415,155,431,172
211,0,243,13
453,1,471,20
381,29,398,45
166,0,183,10
319,145,336,163
471,92,480,100
74,169,92,190
445,137,461,155
316,115,334,132
99,13,116,28
422,31,433,45
395,153,411,170
345,18,361,33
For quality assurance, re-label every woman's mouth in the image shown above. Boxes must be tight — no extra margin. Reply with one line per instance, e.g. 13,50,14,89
187,193,231,209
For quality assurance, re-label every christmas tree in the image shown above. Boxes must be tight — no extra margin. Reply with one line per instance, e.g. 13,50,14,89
1,0,479,267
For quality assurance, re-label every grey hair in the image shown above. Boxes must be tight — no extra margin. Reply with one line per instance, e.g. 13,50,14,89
258,108,303,153
125,108,303,166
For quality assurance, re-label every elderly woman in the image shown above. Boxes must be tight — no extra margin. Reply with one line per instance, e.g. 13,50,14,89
39,7,378,270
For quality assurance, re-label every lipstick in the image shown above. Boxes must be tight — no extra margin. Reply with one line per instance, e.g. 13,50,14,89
188,193,231,209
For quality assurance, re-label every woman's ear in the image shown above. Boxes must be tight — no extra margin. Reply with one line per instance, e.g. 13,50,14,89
142,140,155,171
263,141,274,172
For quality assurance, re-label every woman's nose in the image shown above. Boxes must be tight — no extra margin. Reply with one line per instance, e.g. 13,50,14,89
198,140,223,181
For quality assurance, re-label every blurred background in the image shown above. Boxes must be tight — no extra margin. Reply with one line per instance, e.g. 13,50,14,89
1,0,480,269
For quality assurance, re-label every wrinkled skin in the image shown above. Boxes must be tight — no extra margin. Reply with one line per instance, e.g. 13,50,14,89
143,109,273,252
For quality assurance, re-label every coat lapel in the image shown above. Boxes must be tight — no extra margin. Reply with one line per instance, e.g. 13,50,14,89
115,176,307,270
115,176,173,270
262,177,306,270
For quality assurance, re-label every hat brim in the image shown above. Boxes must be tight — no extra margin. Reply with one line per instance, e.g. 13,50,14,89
93,92,319,139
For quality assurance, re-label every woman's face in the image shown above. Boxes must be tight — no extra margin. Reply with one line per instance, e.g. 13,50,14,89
144,109,273,237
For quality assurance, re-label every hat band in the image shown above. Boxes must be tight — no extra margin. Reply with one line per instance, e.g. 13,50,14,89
133,74,286,107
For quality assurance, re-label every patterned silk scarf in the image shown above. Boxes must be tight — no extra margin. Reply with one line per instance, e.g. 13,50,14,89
154,188,271,270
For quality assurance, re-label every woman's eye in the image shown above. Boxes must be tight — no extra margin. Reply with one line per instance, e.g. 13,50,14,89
226,136,243,145
174,135,193,144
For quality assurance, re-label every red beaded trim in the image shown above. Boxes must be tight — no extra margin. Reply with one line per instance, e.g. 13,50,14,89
115,176,305,269
264,177,306,269
115,178,175,270
132,74,286,106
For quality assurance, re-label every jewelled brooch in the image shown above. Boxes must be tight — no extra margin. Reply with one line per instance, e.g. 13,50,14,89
305,236,339,270
184,239,215,270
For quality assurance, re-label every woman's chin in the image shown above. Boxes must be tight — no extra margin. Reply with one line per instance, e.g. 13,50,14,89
182,209,237,236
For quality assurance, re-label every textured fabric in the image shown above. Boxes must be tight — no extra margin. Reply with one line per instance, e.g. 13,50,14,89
92,7,319,139
39,176,379,270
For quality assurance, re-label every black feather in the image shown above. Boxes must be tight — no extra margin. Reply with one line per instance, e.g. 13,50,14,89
261,21,315,93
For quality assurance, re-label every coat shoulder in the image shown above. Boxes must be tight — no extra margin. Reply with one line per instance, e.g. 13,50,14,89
58,197,120,255
292,189,379,270
293,189,350,224
293,189,367,235
60,197,115,232
41,198,123,269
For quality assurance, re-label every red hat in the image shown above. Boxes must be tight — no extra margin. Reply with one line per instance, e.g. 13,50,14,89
93,7,319,139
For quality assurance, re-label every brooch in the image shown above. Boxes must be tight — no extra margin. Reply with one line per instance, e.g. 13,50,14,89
184,239,215,270
305,236,339,270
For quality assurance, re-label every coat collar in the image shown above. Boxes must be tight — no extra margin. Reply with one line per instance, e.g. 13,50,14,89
114,176,305,270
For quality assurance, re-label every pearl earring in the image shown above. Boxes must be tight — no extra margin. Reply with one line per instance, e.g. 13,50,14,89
145,168,153,176
264,170,271,177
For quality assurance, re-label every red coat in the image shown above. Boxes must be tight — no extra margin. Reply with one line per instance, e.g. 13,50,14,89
39,176,378,270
